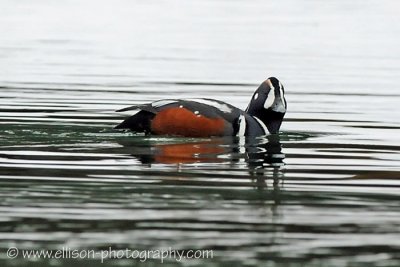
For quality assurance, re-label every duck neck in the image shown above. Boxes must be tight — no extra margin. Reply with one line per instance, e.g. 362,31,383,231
248,109,284,134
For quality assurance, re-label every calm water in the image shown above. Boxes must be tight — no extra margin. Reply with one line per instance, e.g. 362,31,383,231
1,0,400,266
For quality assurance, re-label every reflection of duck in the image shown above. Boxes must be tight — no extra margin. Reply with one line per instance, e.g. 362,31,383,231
118,135,284,168
152,140,227,164
246,134,284,169
115,77,286,137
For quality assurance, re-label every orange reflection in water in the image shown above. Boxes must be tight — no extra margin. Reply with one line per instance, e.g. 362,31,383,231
154,141,227,164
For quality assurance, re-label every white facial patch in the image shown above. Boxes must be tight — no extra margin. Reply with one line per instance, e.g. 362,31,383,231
263,88,275,109
187,98,233,113
253,93,258,100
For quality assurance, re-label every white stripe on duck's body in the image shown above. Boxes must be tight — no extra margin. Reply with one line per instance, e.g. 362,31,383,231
115,77,287,137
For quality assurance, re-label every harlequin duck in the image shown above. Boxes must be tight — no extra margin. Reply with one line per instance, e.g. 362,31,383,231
115,77,286,137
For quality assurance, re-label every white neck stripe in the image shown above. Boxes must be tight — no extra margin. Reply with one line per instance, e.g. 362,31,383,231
279,82,286,109
237,115,246,136
253,116,269,135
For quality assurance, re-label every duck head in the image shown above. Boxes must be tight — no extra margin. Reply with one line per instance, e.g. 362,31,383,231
246,77,287,134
